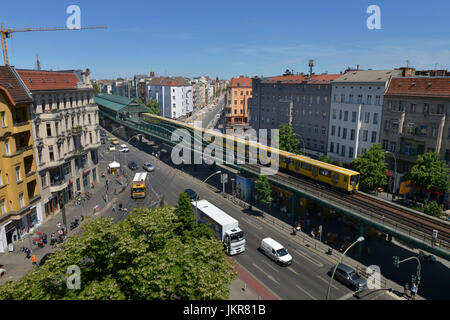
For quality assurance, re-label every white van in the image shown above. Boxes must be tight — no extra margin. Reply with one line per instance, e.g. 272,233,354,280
260,237,292,266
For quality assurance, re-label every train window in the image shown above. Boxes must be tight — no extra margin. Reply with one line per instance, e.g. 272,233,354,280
290,159,295,165
332,173,339,183
294,161,301,170
312,166,318,176
301,162,312,171
344,176,348,182
319,169,331,177
350,175,359,186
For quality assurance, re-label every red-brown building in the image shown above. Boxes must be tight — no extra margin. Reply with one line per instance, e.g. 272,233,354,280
225,76,252,127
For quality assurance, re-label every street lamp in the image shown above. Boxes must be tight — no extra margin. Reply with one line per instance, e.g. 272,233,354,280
386,151,397,200
326,236,364,300
195,170,222,216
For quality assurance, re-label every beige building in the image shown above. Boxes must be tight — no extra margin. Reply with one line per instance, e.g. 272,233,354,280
381,76,450,194
17,68,101,221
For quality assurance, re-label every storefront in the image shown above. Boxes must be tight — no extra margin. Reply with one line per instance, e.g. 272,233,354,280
44,194,59,218
82,170,90,190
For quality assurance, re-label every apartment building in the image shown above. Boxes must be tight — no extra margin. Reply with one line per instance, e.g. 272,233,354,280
146,77,193,119
225,76,252,128
380,76,450,191
0,66,41,253
247,71,340,155
16,68,100,221
327,69,402,163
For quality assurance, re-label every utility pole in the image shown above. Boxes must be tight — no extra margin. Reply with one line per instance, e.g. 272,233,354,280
393,256,422,291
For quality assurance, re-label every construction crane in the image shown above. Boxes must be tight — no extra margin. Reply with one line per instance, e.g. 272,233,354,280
0,21,107,65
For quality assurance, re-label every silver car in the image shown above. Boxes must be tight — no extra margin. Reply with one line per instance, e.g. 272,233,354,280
329,263,367,291
143,162,154,172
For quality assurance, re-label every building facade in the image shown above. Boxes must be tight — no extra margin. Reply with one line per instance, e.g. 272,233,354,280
0,66,42,253
248,72,340,155
327,70,402,163
380,76,450,193
146,77,193,119
16,68,101,221
225,76,252,128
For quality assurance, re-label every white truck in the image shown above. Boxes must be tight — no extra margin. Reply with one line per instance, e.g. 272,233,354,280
192,199,245,255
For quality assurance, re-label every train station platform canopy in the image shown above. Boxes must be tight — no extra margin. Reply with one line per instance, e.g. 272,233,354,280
94,93,148,122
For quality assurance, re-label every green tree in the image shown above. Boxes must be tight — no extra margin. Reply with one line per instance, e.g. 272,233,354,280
422,201,444,218
319,155,333,164
146,99,161,115
93,83,100,96
174,192,196,234
404,152,450,195
133,97,144,105
351,143,388,191
0,207,235,300
279,124,300,154
255,175,273,205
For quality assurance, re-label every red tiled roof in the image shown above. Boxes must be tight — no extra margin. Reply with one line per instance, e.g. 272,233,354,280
386,77,450,98
308,74,341,83
0,66,32,105
230,77,252,88
16,70,78,91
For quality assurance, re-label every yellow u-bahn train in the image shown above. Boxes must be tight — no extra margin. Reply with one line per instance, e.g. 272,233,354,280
141,113,360,193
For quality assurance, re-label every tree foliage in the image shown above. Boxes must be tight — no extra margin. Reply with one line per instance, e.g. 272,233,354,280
92,83,100,96
279,124,300,154
0,206,235,300
404,152,450,191
422,201,444,218
319,155,333,164
175,192,196,234
255,175,273,205
351,143,388,191
146,99,161,115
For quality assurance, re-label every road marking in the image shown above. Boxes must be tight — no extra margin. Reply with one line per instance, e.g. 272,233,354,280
260,259,280,273
252,263,280,285
287,266,301,277
296,284,318,300
240,217,263,230
292,249,324,267
316,275,340,291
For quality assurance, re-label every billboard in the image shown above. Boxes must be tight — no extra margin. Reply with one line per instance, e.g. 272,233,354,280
235,175,252,202
399,180,411,195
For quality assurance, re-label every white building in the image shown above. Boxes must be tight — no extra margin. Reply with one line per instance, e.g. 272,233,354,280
146,77,193,119
327,69,402,163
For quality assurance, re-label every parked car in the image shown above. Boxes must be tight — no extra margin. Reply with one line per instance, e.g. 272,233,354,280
100,130,107,137
38,253,54,267
108,144,116,151
111,138,120,145
118,144,129,152
143,162,154,172
128,161,138,170
329,263,367,291
184,188,198,201
259,237,292,266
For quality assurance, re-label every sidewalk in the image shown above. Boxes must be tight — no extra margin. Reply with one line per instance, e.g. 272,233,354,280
0,150,125,285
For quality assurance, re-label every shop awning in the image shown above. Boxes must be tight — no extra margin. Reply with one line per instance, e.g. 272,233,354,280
108,161,121,169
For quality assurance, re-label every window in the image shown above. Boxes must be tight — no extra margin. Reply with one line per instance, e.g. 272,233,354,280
321,126,326,135
317,96,320,104
382,140,388,149
410,103,417,113
301,162,312,171
19,193,24,208
16,166,21,182
349,94,354,103
350,129,355,141
364,112,370,123
4,139,9,156
55,121,59,135
41,174,47,188
342,128,347,139
339,110,342,120
373,113,378,125
0,199,5,215
234,100,237,105
46,123,52,136
341,145,345,157
357,95,362,103
375,95,381,105
371,131,377,143
1,111,6,127
352,111,357,123
367,95,372,104
49,146,54,161
330,142,334,153
332,109,337,119
341,94,345,103
344,111,348,121
333,94,337,102
348,147,354,158
390,142,396,152
319,168,331,177
338,126,341,137
362,130,368,142
423,103,430,114
437,104,444,115
89,132,93,144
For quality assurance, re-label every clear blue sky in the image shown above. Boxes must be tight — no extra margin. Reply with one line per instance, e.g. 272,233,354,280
4,0,450,80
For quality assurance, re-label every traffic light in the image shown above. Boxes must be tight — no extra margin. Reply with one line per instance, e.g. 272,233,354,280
411,274,417,283
393,256,399,268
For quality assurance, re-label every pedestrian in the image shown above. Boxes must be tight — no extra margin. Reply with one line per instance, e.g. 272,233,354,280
411,282,417,300
310,229,315,238
112,203,116,213
42,233,47,245
31,255,37,266
404,282,410,299
119,202,123,211
25,248,31,259
50,233,56,246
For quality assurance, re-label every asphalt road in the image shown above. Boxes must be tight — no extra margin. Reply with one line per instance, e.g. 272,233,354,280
101,135,398,300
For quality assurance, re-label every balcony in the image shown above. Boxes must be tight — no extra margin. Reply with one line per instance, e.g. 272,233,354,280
71,126,82,135
3,145,33,158
49,178,68,193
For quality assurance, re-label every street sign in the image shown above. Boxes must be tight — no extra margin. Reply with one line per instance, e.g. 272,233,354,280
220,173,228,184
432,229,438,239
